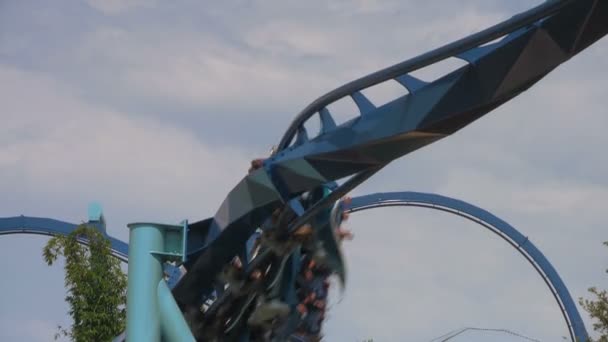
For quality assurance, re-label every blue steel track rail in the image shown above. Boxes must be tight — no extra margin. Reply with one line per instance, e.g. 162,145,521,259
0,191,587,341
173,1,608,320
346,192,587,342
2,0,604,340
277,0,577,150
0,216,129,262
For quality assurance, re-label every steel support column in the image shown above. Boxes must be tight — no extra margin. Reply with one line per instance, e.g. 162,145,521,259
126,223,165,342
158,280,195,342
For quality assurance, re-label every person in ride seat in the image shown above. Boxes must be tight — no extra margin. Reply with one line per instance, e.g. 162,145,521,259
248,158,266,173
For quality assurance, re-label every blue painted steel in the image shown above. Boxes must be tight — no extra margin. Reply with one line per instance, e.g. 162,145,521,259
181,220,188,263
87,202,107,234
0,197,588,342
295,126,309,146
88,202,104,223
319,108,337,133
125,223,165,342
165,264,184,289
277,0,577,150
347,192,587,342
158,280,195,342
395,74,427,92
0,215,128,261
351,91,376,114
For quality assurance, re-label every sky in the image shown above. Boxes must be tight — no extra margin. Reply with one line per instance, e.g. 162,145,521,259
0,0,607,341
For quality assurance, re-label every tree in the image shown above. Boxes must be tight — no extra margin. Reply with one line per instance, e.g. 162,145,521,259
579,242,608,342
43,225,127,341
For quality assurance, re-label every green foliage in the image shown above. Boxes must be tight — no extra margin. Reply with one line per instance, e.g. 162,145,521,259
43,225,127,341
579,242,608,342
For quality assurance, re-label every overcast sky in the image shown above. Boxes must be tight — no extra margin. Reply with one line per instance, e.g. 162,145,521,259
1,1,607,341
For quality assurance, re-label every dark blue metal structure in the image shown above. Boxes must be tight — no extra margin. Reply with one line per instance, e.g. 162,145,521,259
2,0,606,341
0,192,588,341
346,192,586,342
0,212,128,262
169,1,607,340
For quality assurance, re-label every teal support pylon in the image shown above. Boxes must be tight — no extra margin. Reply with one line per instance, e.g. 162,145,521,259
126,223,164,342
126,222,193,342
158,280,195,342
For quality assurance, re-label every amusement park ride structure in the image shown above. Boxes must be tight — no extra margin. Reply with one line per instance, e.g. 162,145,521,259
1,1,607,341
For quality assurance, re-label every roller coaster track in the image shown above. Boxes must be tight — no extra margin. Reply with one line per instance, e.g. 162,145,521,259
173,1,607,329
0,191,588,341
347,192,587,342
0,215,128,262
2,0,606,341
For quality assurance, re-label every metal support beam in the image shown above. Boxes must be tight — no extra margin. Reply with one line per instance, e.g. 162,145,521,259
158,280,195,342
347,191,588,342
126,223,165,342
126,222,193,342
0,214,128,261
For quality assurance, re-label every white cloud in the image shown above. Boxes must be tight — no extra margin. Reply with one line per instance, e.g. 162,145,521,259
8,1,508,118
71,26,340,115
1,1,607,341
439,167,608,219
325,208,572,341
0,65,252,238
85,0,157,15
